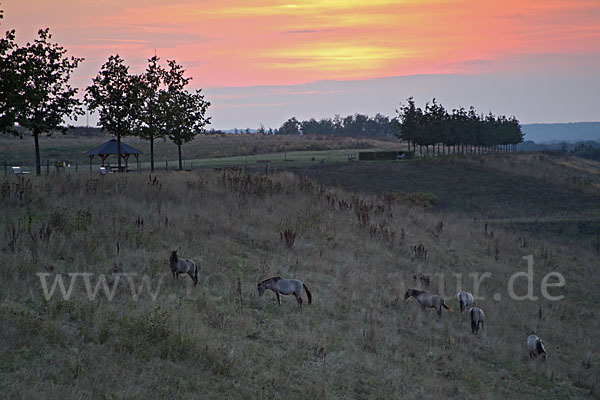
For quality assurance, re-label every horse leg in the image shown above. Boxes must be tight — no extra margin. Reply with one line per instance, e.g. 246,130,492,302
480,321,484,334
460,301,464,314
296,293,303,310
471,320,477,334
275,291,281,305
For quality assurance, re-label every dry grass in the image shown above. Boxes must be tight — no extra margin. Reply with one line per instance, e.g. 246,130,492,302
0,158,599,399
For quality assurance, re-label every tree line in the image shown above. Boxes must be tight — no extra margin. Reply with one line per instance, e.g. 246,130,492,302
0,6,210,174
396,97,524,156
276,114,398,137
273,99,524,158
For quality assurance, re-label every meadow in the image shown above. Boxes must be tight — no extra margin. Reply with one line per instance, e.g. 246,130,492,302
0,132,403,170
0,136,599,399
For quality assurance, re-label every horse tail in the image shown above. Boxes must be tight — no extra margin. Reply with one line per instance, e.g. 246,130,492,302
303,283,312,305
194,263,198,287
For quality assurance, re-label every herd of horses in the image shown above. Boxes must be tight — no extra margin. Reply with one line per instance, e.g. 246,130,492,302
169,250,547,361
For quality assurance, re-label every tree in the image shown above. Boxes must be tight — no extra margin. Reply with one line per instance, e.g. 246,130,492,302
136,55,165,172
300,118,320,135
86,55,141,171
396,97,422,151
158,59,211,170
0,6,21,133
2,28,83,175
278,117,299,135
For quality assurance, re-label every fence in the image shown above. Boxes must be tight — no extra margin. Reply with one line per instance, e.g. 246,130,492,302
1,158,198,176
358,151,415,161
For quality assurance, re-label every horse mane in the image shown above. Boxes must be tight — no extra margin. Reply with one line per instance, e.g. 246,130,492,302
408,288,425,296
259,276,281,284
536,340,545,353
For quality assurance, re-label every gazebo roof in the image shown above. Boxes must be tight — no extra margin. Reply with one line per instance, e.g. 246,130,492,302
86,139,143,156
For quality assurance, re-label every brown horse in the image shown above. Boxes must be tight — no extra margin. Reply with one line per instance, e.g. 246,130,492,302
257,277,312,309
404,288,451,318
169,250,198,287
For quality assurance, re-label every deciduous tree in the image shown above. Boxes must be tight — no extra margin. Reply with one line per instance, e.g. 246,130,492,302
157,60,210,170
85,55,141,170
0,6,20,133
2,27,83,175
136,55,165,172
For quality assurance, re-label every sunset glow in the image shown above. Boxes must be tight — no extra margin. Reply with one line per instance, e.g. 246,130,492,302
3,0,600,127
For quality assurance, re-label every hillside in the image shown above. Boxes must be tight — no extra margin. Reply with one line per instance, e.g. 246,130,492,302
522,122,600,143
1,153,599,398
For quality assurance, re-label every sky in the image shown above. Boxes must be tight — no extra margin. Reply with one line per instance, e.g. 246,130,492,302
3,0,600,130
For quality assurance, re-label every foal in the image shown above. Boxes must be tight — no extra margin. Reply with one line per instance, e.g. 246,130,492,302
404,288,451,319
468,307,485,334
169,250,198,287
257,277,312,309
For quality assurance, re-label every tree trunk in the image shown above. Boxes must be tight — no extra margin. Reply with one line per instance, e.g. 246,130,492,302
178,143,183,170
117,134,122,170
34,131,41,176
150,136,155,173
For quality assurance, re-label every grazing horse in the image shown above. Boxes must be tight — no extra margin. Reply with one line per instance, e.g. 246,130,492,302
257,277,312,309
527,335,547,361
468,307,485,334
404,288,452,318
457,290,475,314
169,250,198,287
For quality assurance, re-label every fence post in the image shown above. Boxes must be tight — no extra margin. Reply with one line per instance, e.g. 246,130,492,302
46,159,50,175
165,160,168,171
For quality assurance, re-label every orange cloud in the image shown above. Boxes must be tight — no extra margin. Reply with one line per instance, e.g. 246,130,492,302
3,0,600,87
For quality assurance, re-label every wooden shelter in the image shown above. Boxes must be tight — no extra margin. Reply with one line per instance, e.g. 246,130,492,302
86,139,143,172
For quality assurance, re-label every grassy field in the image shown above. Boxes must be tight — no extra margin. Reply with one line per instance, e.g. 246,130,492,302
1,137,599,399
0,132,403,170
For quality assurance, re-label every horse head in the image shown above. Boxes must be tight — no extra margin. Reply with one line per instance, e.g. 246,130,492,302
257,282,265,297
169,250,178,269
538,340,547,360
403,289,413,300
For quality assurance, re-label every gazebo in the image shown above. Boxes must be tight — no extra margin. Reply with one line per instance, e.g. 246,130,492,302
86,139,143,172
